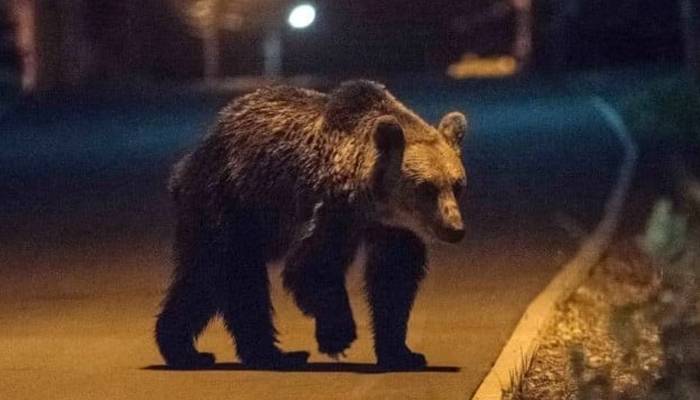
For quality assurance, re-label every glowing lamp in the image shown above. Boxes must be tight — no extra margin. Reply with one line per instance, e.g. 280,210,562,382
288,4,316,29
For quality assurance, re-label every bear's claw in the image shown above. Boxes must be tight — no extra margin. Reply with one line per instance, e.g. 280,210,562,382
316,314,357,356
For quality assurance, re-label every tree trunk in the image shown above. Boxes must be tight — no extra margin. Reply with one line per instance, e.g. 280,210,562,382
15,0,93,91
681,0,700,79
202,23,220,83
10,0,39,92
511,0,533,72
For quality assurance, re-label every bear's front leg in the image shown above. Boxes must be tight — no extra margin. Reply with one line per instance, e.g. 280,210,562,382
365,225,428,370
312,283,357,357
283,211,361,357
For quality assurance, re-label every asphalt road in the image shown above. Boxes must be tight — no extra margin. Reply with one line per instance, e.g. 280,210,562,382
0,77,627,399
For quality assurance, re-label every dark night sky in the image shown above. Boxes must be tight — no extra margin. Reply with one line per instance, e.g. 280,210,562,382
283,0,683,75
283,0,514,75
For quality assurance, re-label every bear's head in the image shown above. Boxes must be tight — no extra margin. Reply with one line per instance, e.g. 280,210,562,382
371,110,468,243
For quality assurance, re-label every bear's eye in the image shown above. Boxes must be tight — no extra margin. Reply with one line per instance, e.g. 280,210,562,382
416,182,439,200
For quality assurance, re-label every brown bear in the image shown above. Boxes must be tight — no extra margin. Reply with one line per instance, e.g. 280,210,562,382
155,80,468,370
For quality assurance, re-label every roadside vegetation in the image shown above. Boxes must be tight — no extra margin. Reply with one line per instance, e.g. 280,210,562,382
625,77,700,150
504,75,700,400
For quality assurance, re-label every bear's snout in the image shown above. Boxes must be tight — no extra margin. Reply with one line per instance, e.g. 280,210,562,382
435,224,466,243
433,196,465,243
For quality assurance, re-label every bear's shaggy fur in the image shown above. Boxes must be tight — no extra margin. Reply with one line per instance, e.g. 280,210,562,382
155,80,468,370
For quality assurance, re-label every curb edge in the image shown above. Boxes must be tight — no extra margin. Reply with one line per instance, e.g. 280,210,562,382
469,97,639,400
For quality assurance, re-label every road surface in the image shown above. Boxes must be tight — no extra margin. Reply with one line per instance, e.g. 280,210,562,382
0,77,629,399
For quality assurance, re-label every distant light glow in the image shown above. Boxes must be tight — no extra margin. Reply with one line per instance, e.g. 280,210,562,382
288,4,316,29
446,54,518,79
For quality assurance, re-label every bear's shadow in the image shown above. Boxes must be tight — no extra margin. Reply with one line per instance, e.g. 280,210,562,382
143,362,460,374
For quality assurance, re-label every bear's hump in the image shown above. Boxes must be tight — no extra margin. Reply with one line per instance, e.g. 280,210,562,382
220,85,328,119
323,80,391,131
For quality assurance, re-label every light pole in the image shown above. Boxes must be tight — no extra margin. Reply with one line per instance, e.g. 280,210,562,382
511,0,532,71
263,29,282,77
263,3,316,78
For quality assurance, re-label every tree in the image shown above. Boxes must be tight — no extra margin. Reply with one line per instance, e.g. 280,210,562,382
169,0,287,81
511,0,533,71
681,0,700,78
9,0,93,92
8,0,38,91
532,0,581,71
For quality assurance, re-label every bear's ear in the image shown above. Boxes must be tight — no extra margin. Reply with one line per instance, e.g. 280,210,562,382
438,112,468,146
371,115,405,198
373,115,405,155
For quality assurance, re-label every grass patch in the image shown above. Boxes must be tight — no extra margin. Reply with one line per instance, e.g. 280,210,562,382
504,190,700,399
506,239,663,400
503,347,539,400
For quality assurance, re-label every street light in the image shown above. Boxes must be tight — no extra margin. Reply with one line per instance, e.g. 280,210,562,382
288,4,316,29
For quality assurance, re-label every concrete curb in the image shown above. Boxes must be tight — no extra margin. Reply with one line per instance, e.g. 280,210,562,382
470,97,639,400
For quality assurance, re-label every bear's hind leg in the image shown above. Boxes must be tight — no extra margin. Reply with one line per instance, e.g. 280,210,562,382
156,275,217,369
365,226,428,370
219,250,309,369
